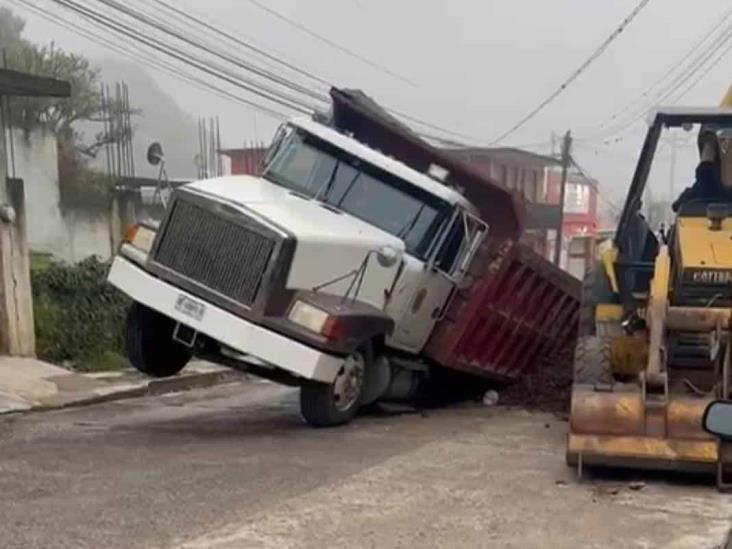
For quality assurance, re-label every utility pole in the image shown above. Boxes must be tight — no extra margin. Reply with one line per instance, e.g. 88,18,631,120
550,131,557,157
668,133,677,200
554,130,572,267
668,133,678,226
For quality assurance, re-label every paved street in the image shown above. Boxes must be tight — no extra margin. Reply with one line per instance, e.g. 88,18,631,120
1,380,731,549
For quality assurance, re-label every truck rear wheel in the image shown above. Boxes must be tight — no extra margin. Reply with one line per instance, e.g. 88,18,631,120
124,303,191,378
573,335,613,385
300,345,371,427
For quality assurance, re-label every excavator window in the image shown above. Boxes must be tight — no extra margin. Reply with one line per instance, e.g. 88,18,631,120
615,211,658,302
676,198,732,217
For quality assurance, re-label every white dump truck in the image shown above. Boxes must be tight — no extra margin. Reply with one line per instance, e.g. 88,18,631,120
108,112,578,426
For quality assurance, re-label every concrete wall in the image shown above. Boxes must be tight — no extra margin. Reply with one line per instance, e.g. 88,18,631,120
10,129,112,263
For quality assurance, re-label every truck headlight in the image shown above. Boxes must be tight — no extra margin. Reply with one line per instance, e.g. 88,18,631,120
123,224,156,254
288,301,329,333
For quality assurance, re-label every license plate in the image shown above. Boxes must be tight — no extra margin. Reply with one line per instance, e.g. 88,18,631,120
175,294,205,321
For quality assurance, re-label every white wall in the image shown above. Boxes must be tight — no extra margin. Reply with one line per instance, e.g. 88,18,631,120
9,128,112,263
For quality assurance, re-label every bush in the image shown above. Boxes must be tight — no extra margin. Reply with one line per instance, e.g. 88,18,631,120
32,256,130,371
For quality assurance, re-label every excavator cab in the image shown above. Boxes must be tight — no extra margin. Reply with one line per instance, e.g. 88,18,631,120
566,94,732,489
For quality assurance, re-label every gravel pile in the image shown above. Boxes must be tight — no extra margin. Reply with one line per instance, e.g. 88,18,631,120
500,346,574,416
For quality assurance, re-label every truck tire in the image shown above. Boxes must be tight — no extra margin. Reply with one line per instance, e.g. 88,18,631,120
300,344,372,427
124,303,191,378
573,335,613,385
578,263,615,337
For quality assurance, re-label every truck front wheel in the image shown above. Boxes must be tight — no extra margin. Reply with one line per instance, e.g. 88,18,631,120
300,345,371,427
124,303,191,378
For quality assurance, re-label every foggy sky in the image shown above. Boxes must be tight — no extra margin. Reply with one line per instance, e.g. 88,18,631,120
15,0,732,212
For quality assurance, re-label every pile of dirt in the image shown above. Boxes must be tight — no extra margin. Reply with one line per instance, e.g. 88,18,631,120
500,347,574,416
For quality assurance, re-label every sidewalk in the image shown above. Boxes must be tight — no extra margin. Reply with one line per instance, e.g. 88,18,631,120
0,357,243,414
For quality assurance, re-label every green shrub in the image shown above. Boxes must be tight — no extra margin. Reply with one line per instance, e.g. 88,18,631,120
32,256,130,371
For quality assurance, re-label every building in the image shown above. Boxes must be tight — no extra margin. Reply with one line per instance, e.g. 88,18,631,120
546,168,599,279
446,147,599,278
445,147,561,256
219,144,267,176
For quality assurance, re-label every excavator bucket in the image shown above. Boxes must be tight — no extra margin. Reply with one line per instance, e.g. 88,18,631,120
568,387,717,473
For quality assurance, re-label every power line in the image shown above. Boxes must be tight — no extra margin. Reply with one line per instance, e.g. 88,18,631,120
142,0,503,147
134,0,494,147
143,0,504,146
21,0,544,151
47,0,315,114
594,6,732,132
116,0,497,147
149,0,331,89
579,17,732,144
9,0,289,120
93,0,328,106
145,0,498,147
669,36,732,103
490,0,654,145
244,0,419,88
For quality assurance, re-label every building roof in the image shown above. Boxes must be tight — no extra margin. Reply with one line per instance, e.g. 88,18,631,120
218,147,268,157
0,68,70,97
446,147,561,167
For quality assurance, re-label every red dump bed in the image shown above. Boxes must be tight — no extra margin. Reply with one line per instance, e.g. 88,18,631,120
424,239,580,381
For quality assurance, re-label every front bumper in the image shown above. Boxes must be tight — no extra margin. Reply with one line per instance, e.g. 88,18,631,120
108,255,343,383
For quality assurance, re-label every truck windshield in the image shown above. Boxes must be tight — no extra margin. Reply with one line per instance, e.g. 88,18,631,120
263,129,450,258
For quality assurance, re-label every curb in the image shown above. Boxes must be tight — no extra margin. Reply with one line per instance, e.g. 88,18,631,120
18,369,246,415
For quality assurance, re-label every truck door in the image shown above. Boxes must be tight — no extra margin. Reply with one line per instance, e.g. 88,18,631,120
388,209,488,353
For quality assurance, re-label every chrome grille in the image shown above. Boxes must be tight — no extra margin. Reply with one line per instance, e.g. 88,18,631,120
154,199,276,306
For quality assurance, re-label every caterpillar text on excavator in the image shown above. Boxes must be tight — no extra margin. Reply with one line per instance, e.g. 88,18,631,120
567,86,732,490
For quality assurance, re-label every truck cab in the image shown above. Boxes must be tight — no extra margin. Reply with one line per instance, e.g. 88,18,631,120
108,117,487,426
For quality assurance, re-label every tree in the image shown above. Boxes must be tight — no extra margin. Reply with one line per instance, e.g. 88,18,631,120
0,7,135,158
0,6,25,46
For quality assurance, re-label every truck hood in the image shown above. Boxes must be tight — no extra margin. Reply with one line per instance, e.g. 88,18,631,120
183,176,405,309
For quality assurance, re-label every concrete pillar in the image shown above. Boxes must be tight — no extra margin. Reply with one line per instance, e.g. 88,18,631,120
109,186,137,254
0,103,36,356
8,177,35,355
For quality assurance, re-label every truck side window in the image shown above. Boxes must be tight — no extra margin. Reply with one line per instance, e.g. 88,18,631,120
437,216,466,273
326,162,359,204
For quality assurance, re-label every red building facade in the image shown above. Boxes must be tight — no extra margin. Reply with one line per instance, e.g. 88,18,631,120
219,145,268,176
447,147,599,278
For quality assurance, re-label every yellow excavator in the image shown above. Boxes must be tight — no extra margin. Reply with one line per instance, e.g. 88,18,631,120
567,87,732,489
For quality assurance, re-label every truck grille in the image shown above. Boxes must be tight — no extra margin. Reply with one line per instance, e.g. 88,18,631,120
154,199,276,307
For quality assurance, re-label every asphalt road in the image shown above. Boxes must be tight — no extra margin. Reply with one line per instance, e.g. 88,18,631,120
1,380,731,549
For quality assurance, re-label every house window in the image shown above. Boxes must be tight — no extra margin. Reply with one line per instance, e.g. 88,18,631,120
524,170,539,202
564,182,590,213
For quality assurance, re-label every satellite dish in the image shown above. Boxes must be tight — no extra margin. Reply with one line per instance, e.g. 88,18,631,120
147,142,164,166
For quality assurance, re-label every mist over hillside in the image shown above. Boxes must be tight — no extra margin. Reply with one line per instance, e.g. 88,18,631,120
90,58,199,180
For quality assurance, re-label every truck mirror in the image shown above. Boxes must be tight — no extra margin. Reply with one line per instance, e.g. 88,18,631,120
147,142,164,166
703,401,732,440
376,245,399,268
